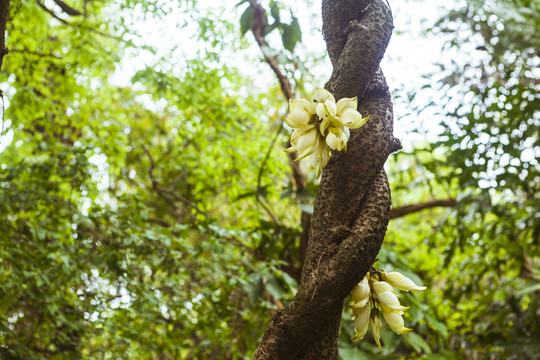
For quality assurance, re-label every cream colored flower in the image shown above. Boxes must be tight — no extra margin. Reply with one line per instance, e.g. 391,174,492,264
380,270,427,292
317,94,369,151
283,88,369,178
351,276,370,308
308,141,332,179
382,311,413,335
351,302,370,341
372,281,395,294
369,308,383,348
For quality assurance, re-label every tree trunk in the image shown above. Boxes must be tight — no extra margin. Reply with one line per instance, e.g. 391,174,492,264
253,0,398,358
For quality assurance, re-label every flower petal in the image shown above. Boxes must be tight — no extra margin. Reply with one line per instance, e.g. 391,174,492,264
312,88,335,103
370,308,382,348
316,102,328,119
287,109,310,127
296,129,319,161
319,117,332,135
382,311,413,335
342,109,369,129
351,277,370,303
291,124,315,143
336,96,357,114
324,99,337,117
377,291,409,312
372,281,394,294
352,303,370,340
381,270,427,292
283,145,297,153
289,99,315,115
325,132,340,150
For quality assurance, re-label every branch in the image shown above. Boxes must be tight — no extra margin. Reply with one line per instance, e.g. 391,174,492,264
37,0,128,43
247,0,311,256
0,0,9,71
142,146,209,219
255,121,283,225
37,0,69,25
0,0,9,142
53,0,82,16
390,198,456,219
246,0,294,100
254,0,397,358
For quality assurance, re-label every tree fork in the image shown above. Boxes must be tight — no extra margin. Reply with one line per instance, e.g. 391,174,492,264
254,0,398,358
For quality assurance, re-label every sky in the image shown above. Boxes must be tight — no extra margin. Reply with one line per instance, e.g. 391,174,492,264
105,0,454,149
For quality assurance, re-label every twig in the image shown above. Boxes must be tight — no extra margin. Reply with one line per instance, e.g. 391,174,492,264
53,0,82,16
255,121,284,225
37,0,129,43
37,0,69,24
10,48,62,59
247,0,310,236
142,145,209,219
389,198,456,219
0,0,8,143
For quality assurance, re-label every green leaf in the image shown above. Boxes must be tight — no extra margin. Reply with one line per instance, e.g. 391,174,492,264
281,17,301,52
240,6,255,37
404,332,432,354
297,203,313,214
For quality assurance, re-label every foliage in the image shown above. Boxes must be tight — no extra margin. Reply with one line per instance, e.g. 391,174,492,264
0,0,538,359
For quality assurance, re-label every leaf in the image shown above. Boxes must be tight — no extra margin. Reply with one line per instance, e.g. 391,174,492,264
270,2,280,23
297,203,313,214
240,6,255,37
265,274,286,299
404,332,432,354
516,282,540,295
281,17,301,52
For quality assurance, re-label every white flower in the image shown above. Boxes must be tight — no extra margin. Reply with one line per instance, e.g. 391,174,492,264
372,281,408,312
317,94,369,151
351,302,370,341
370,308,383,348
372,281,395,294
382,311,412,335
380,270,427,292
283,88,369,178
351,276,371,308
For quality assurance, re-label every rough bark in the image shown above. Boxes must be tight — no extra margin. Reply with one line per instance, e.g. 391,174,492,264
0,0,9,72
253,0,398,358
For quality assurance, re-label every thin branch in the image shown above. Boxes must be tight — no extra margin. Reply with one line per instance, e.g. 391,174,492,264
0,0,9,143
247,0,310,244
142,146,209,219
0,0,10,71
37,0,129,43
246,0,294,100
390,198,456,219
53,0,82,16
10,48,62,59
37,0,69,24
255,121,283,225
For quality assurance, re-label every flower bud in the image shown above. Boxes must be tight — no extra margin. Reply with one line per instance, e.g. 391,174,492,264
382,310,412,335
372,281,395,294
369,308,382,348
380,270,427,291
376,291,409,312
351,303,370,341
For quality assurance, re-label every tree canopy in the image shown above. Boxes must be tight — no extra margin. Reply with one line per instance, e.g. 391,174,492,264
0,0,538,359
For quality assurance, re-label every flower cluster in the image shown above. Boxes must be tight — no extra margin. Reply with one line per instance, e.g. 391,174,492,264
283,88,369,178
350,269,426,347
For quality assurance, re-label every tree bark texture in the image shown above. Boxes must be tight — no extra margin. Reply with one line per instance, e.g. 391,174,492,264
253,0,398,358
0,0,9,72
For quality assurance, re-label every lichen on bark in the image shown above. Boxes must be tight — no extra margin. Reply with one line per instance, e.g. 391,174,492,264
253,0,399,358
